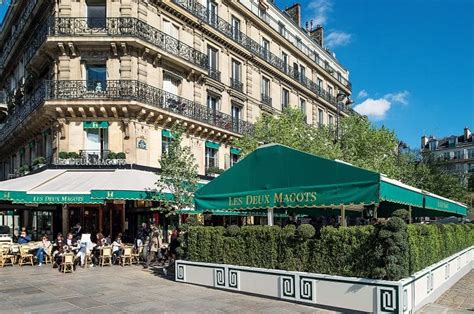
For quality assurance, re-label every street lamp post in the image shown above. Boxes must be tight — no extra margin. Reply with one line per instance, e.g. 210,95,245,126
335,92,353,143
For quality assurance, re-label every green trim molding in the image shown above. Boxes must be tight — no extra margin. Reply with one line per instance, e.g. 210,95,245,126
205,141,220,150
83,121,109,129
162,129,174,138
230,147,242,155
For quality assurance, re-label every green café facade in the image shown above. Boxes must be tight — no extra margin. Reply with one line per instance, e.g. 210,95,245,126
194,144,468,224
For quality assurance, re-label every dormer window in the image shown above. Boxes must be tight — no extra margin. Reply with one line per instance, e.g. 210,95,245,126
448,137,457,148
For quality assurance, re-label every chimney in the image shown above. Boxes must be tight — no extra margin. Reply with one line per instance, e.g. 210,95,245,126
421,135,428,150
310,25,324,47
284,3,301,27
464,127,472,141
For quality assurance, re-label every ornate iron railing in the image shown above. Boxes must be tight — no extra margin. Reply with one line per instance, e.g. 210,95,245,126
208,68,221,82
44,80,254,135
48,17,208,70
0,84,46,144
261,94,272,106
230,78,243,92
171,0,351,93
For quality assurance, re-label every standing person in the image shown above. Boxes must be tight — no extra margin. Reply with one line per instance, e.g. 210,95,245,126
73,223,82,239
135,223,148,247
144,226,160,269
169,229,180,263
17,230,31,244
36,235,52,266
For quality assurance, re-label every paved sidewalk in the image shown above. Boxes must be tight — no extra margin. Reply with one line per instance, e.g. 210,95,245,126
0,265,334,313
418,270,474,313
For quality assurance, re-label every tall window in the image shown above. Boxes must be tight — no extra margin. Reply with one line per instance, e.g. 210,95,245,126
84,127,108,160
317,78,323,91
261,77,271,105
163,73,180,95
262,38,270,60
300,98,306,115
208,46,219,80
300,65,306,81
281,88,289,109
230,152,239,167
231,16,240,41
86,64,106,91
282,52,288,71
207,0,218,26
468,149,474,159
278,22,286,37
207,95,219,120
231,59,241,84
86,0,106,28
205,147,218,169
231,105,241,133
318,108,324,126
296,37,302,49
454,150,463,160
328,86,333,96
328,115,334,126
162,135,172,156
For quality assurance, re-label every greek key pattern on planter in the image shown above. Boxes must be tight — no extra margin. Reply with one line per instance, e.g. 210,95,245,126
377,287,398,313
426,272,434,294
228,268,240,290
280,275,296,299
214,268,226,287
176,263,186,282
299,277,315,302
403,288,408,312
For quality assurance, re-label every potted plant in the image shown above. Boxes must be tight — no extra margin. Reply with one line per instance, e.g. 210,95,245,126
18,165,30,176
32,156,46,170
206,166,224,177
116,152,126,165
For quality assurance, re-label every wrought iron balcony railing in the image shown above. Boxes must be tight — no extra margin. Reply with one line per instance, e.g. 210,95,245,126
230,78,244,92
44,80,254,135
171,0,351,91
48,17,208,70
261,94,272,106
208,68,221,82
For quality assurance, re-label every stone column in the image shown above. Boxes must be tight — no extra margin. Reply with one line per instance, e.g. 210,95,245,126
62,205,69,235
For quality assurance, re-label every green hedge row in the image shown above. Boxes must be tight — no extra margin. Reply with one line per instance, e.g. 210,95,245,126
181,222,474,281
407,224,474,273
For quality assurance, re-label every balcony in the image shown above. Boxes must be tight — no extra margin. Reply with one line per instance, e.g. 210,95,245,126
171,0,351,91
261,94,272,106
48,17,209,70
208,68,221,81
230,78,244,92
44,80,254,135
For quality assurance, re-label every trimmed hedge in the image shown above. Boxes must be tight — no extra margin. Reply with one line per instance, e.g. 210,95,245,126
407,223,474,273
181,222,474,281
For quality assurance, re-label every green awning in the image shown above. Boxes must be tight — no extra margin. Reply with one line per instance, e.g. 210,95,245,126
205,141,220,150
230,147,242,155
194,144,468,217
162,129,173,138
379,178,424,208
83,121,109,129
91,190,173,201
195,144,381,212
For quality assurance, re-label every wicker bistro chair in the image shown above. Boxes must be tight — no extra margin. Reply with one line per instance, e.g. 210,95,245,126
99,246,112,267
131,245,143,265
61,253,75,273
0,246,15,267
18,245,34,266
121,246,133,266
43,246,53,265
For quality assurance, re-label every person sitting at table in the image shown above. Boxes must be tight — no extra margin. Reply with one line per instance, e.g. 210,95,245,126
17,230,31,244
52,233,64,267
36,235,52,266
111,234,123,264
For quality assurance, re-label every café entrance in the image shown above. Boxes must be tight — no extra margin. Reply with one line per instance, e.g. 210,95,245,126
67,203,125,238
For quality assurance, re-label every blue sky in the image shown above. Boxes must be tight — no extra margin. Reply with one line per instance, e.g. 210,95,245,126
1,0,473,148
274,0,473,148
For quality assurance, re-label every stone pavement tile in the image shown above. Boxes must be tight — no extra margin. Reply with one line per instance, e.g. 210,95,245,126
17,301,81,313
62,297,107,310
417,303,450,314
92,293,147,306
85,305,129,313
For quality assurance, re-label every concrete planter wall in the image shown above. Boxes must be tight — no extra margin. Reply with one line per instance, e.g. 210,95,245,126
176,246,473,313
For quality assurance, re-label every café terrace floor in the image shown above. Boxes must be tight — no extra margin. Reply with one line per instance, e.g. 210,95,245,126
0,264,472,313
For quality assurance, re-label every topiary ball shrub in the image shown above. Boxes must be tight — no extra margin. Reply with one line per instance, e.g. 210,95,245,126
297,224,316,240
185,216,201,226
225,225,241,237
392,209,410,222
387,217,407,233
283,224,296,236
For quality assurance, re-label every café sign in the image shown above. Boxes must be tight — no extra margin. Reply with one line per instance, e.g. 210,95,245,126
228,191,317,208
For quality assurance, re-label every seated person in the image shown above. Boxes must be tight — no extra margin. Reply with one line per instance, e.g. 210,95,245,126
17,230,31,244
112,234,123,264
36,235,52,266
52,233,64,267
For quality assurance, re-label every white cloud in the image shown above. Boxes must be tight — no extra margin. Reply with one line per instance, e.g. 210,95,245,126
307,0,332,26
357,89,368,99
353,98,391,120
353,91,410,120
325,31,352,48
385,90,410,105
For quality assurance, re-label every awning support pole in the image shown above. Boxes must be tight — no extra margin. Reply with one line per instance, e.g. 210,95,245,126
341,205,346,227
267,208,274,226
408,205,412,224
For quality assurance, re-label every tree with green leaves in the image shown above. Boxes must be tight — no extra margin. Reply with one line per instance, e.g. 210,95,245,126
156,126,199,215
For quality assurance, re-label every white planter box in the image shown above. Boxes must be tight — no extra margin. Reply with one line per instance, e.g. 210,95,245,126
176,246,474,313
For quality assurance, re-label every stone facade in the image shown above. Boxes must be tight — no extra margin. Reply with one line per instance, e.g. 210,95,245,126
0,0,352,180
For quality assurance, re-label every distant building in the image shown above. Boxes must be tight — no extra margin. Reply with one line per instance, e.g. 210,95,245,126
421,127,474,175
